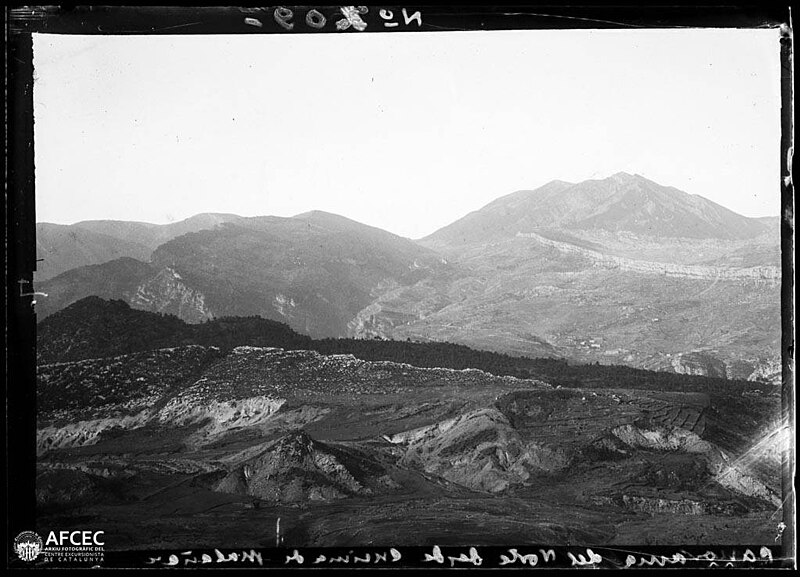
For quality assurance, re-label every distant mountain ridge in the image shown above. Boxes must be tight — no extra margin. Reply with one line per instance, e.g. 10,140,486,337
36,213,242,281
36,224,153,282
35,173,780,381
422,173,774,248
36,211,448,338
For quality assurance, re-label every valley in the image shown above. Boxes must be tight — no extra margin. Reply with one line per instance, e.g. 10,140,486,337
349,235,780,381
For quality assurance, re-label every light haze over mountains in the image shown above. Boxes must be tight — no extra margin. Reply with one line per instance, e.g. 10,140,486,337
35,173,781,382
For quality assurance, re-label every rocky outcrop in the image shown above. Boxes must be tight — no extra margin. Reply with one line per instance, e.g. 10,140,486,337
611,424,711,453
273,293,297,318
604,494,745,516
37,410,153,454
395,408,571,493
157,395,286,444
621,495,708,515
190,346,546,398
743,357,782,384
130,267,213,323
37,391,288,454
37,346,222,425
652,352,780,385
347,302,404,339
516,231,779,285
216,431,372,503
611,424,780,507
670,352,728,379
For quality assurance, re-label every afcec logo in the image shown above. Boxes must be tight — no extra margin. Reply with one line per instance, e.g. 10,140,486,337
45,530,105,547
13,530,105,564
14,531,44,562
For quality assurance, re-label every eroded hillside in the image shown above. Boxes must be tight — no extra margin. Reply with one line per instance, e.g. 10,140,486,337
37,345,782,548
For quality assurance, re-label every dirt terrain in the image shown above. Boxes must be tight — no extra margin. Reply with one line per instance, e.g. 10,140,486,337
36,345,783,549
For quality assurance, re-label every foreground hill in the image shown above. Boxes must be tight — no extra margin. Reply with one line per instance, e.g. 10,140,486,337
37,343,781,547
37,296,311,364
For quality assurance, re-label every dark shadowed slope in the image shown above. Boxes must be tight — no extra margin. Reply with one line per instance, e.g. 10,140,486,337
38,296,186,364
37,296,311,364
148,212,447,337
36,258,156,320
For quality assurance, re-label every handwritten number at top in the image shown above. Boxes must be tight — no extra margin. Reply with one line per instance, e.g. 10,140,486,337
264,7,422,31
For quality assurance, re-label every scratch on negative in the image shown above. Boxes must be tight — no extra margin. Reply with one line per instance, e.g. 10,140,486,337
497,12,781,29
498,12,648,28
96,22,203,32
151,21,204,32
769,493,793,520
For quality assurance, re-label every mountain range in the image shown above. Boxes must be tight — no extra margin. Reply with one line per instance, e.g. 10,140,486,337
34,172,781,381
35,213,241,281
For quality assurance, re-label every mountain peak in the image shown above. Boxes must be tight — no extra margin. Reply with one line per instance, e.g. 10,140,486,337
292,209,340,220
423,174,775,247
609,171,642,182
292,209,368,229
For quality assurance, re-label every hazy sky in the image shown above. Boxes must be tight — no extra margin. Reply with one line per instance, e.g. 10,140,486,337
33,28,781,238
